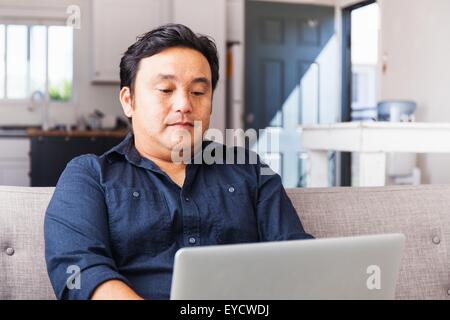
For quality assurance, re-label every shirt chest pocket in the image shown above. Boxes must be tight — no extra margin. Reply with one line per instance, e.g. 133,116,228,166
105,187,172,261
200,182,259,244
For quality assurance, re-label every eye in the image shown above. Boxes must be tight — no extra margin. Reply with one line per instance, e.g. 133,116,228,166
191,91,205,96
158,88,173,94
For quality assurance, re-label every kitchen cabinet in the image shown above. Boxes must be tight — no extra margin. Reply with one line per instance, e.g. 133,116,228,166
29,130,127,187
0,138,31,186
91,0,172,82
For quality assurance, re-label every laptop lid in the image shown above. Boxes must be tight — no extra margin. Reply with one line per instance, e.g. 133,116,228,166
170,233,405,300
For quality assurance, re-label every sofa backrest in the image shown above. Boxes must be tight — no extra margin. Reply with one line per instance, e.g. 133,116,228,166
1,185,449,299
286,185,450,300
0,186,55,300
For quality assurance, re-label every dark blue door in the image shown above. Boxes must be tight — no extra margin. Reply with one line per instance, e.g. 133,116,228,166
245,1,335,187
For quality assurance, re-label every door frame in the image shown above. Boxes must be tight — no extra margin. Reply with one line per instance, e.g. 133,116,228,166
340,0,376,186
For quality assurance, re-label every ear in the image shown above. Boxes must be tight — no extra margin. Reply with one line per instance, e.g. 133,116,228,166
119,87,134,118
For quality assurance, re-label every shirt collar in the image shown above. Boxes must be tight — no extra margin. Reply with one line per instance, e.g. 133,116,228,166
105,131,214,170
105,131,136,162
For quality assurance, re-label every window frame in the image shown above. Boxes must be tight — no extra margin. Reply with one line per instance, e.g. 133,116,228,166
0,16,77,109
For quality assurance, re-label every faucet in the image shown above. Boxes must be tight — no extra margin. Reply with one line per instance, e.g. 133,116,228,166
29,90,50,131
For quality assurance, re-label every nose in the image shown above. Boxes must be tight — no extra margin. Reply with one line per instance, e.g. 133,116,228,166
173,90,193,113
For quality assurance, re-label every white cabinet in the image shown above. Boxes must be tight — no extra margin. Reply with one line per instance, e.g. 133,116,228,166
91,0,172,82
0,138,30,186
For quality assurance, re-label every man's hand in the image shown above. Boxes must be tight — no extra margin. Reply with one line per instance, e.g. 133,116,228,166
91,280,144,300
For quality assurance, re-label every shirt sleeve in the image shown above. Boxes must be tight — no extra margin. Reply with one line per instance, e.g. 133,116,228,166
255,155,314,242
44,155,132,300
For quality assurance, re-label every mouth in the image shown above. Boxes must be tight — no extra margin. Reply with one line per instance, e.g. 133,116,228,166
168,122,194,128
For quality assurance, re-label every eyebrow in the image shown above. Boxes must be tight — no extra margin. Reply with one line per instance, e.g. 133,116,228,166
155,74,210,86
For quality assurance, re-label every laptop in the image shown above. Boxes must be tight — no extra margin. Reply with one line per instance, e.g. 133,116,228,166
170,233,405,300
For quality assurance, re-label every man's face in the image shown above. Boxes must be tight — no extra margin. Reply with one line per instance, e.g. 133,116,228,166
120,47,213,160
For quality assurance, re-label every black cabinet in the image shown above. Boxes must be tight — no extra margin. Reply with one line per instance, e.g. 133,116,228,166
30,135,124,187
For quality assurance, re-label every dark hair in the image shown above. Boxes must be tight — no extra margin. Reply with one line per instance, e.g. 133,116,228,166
120,23,219,97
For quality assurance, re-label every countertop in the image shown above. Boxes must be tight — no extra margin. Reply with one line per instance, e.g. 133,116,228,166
0,126,129,138
26,128,129,138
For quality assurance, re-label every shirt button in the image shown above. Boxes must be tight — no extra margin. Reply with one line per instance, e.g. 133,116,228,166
185,197,190,202
228,186,235,193
132,191,140,198
432,236,441,245
6,248,14,256
188,237,196,244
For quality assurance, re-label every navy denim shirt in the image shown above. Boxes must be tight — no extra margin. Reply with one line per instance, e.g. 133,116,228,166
44,133,313,300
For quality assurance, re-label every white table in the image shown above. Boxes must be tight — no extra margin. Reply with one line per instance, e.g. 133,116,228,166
300,122,450,187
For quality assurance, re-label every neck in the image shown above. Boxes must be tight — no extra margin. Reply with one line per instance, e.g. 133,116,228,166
134,135,189,169
148,155,187,172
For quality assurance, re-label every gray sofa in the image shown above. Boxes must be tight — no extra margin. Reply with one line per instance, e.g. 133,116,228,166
1,184,449,300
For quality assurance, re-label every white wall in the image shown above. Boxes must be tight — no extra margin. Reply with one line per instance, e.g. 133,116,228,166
0,0,124,127
378,0,450,183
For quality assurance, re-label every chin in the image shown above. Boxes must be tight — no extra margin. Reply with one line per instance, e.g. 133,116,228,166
168,136,194,151
167,140,194,163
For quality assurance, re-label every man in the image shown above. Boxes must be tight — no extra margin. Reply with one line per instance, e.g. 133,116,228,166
44,23,313,300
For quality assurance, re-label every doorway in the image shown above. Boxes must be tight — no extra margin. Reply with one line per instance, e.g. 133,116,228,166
244,0,337,187
341,0,380,186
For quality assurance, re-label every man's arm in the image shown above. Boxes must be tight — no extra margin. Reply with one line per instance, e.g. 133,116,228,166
255,155,314,241
91,280,143,300
44,155,138,300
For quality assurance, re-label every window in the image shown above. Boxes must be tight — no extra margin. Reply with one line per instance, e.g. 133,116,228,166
0,23,73,102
